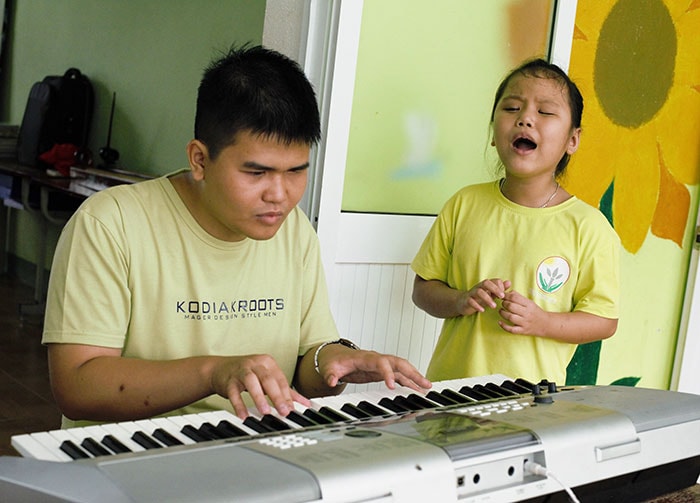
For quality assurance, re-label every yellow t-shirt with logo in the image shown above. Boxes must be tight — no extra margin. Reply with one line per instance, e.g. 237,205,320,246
411,180,620,385
43,173,339,428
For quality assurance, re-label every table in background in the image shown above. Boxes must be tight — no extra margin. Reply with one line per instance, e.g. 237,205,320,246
0,160,151,317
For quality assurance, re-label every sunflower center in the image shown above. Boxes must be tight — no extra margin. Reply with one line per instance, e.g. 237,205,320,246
593,0,676,128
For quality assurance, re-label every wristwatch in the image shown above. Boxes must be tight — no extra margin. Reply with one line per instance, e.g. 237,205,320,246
314,338,360,375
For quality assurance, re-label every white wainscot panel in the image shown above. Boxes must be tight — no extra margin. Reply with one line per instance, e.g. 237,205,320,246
328,262,443,394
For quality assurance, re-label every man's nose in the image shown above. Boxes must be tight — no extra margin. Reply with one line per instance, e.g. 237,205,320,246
263,175,286,202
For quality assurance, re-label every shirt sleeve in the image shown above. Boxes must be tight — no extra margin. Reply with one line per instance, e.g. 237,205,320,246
411,196,456,283
42,192,131,348
572,213,621,319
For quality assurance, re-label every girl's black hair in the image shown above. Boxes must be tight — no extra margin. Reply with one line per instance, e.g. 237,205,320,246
490,58,584,175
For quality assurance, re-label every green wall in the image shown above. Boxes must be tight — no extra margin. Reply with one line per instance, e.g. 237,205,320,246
2,0,265,271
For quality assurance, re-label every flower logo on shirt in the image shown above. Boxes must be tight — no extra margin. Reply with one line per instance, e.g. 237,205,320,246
536,256,570,294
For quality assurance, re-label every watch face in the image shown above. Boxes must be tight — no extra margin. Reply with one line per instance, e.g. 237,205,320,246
339,338,359,350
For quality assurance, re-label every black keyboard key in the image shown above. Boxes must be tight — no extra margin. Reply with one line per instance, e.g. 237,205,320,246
378,397,409,413
426,390,458,406
501,380,532,394
199,422,226,440
356,400,389,417
473,384,504,399
215,420,249,438
318,406,352,423
152,428,184,446
132,431,163,449
393,396,417,411
485,382,518,396
261,414,293,432
243,416,276,434
181,424,210,443
81,438,111,457
340,403,372,419
60,440,90,459
102,435,132,454
515,378,536,393
303,408,334,425
405,394,435,409
441,389,474,404
459,386,491,401
285,410,317,427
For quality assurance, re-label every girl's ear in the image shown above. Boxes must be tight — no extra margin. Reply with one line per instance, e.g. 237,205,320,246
567,127,582,155
186,139,209,181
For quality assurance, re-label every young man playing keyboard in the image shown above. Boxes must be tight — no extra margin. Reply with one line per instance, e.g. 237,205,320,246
42,45,431,429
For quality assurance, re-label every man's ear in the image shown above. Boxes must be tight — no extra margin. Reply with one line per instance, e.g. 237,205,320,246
186,139,209,181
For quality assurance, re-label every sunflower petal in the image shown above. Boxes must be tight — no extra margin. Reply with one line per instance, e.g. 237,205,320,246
656,86,700,184
612,130,659,254
651,142,691,247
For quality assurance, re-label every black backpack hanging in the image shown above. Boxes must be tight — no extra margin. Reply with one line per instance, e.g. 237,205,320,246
17,68,94,167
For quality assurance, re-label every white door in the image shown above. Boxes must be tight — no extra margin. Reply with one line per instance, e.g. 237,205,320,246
308,0,578,389
672,215,700,394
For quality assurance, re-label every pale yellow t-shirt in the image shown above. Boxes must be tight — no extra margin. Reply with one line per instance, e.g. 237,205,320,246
411,180,620,385
43,174,339,427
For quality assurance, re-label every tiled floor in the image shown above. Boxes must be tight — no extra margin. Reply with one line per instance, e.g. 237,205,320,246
0,275,61,457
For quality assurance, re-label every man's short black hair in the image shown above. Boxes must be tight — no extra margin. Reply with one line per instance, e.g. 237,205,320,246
195,44,321,159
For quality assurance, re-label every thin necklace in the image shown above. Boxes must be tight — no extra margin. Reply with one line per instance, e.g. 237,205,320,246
540,182,559,208
500,179,560,208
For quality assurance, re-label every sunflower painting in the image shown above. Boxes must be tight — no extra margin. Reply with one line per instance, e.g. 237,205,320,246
563,0,700,387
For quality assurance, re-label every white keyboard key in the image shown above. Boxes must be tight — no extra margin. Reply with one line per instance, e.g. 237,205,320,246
46,429,93,459
11,433,69,462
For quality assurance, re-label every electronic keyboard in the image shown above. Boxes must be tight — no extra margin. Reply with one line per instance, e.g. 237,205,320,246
2,374,700,502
